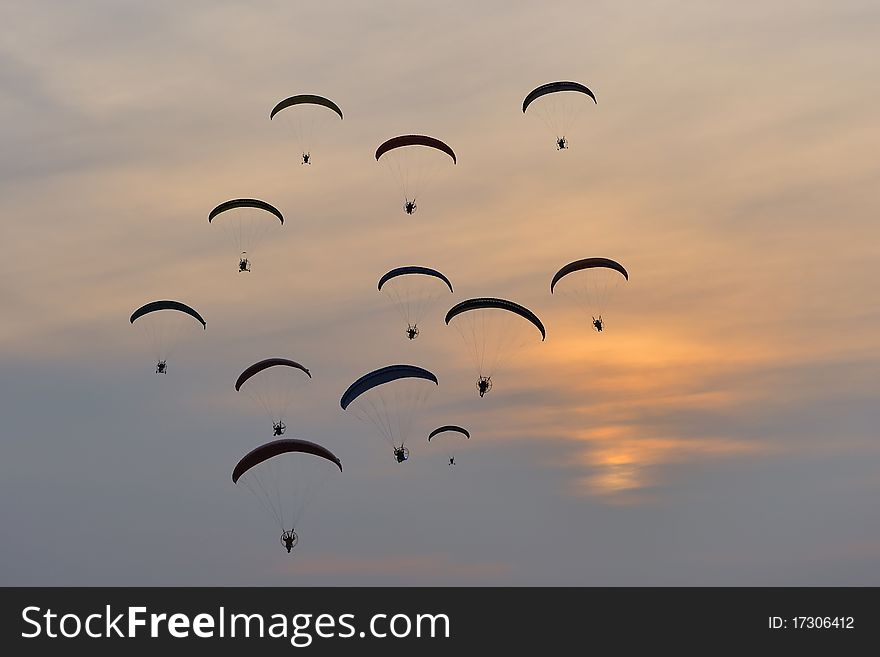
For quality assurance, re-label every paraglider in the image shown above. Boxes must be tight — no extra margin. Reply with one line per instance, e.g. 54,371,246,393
235,358,312,436
378,266,454,340
523,81,596,150
233,439,342,553
340,365,438,463
550,257,628,333
270,94,343,166
129,300,206,373
427,425,470,466
375,135,456,214
208,199,284,272
445,297,545,397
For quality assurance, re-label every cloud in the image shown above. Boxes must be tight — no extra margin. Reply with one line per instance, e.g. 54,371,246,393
281,553,511,583
1,0,879,585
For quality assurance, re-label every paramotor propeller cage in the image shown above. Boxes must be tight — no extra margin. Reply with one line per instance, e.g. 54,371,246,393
239,252,251,273
281,529,299,553
393,446,410,463
477,376,492,398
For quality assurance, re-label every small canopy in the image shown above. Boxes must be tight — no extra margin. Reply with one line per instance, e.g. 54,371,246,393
375,135,457,164
235,358,311,391
269,94,343,121
522,81,597,113
378,266,454,293
428,425,471,441
550,257,629,293
208,198,284,225
129,300,206,328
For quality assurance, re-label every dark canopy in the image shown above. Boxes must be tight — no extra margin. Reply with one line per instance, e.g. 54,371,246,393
428,425,471,441
550,257,629,293
129,300,206,328
340,365,438,410
232,439,342,483
445,297,546,341
377,266,454,293
269,94,343,121
208,198,284,225
235,358,311,391
522,81,597,113
375,135,457,164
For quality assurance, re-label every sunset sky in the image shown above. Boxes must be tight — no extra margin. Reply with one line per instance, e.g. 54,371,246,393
1,0,879,585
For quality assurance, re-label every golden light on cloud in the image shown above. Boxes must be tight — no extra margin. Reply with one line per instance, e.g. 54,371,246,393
1,0,879,586
568,426,768,502
482,311,796,501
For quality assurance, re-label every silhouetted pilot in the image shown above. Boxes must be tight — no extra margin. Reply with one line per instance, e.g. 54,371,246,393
477,377,492,397
156,360,167,374
592,316,604,332
281,530,297,553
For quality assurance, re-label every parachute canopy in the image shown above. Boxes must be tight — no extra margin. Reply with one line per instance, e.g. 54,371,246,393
208,199,284,271
522,81,597,148
208,198,284,225
235,358,312,433
378,266,453,293
233,439,342,483
522,81,597,113
129,300,206,369
270,94,343,121
375,135,457,164
378,266,454,340
550,258,629,329
129,300,206,328
375,135,456,213
270,94,343,165
428,425,470,441
445,298,546,341
445,298,545,396
235,358,311,391
340,365,438,457
233,438,342,543
341,364,438,410
551,258,628,292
